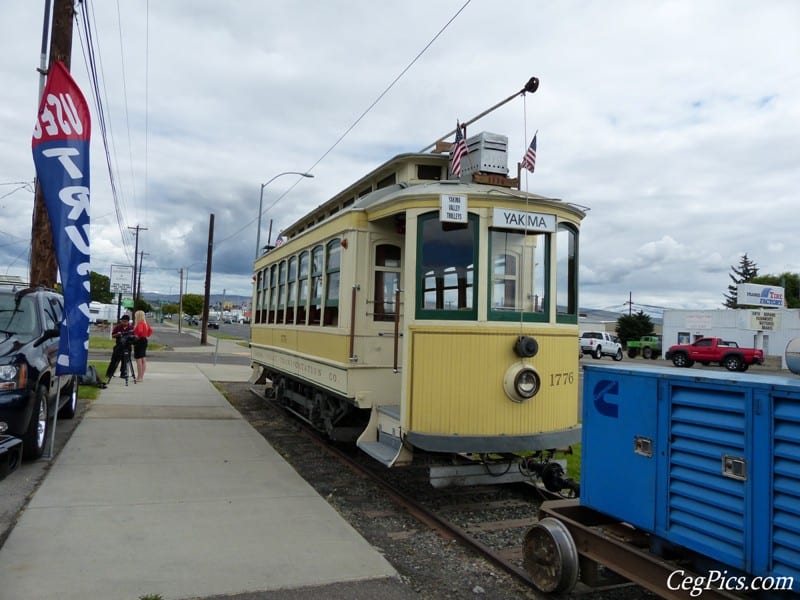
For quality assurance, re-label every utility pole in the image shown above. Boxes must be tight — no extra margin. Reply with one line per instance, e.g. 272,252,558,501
30,0,75,287
128,225,147,304
201,214,214,345
136,251,149,303
178,268,184,334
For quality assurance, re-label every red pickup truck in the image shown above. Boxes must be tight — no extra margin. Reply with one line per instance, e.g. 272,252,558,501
665,337,764,372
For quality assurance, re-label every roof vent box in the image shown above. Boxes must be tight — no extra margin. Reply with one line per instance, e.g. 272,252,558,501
461,132,509,179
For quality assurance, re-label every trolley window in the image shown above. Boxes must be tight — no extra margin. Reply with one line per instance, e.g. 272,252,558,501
416,212,477,320
374,244,401,322
309,245,323,325
488,229,548,322
260,267,270,324
324,239,340,326
296,250,309,325
286,256,297,324
556,223,578,323
268,264,278,323
255,269,264,324
277,260,286,324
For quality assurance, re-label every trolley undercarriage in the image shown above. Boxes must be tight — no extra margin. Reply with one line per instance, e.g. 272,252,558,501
252,363,579,492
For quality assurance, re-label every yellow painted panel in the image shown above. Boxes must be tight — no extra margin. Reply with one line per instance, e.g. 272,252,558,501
250,326,401,405
251,326,350,364
408,326,579,436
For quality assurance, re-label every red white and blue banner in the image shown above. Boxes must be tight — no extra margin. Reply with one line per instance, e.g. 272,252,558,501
31,61,91,375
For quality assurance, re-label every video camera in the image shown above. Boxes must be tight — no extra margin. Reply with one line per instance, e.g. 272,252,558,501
116,331,136,347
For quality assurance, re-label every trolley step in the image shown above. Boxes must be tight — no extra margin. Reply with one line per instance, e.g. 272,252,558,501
356,404,412,467
359,432,402,466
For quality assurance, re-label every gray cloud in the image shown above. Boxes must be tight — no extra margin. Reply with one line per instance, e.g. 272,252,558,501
2,0,798,311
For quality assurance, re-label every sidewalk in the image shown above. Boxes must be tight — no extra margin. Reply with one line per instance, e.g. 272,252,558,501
0,357,401,599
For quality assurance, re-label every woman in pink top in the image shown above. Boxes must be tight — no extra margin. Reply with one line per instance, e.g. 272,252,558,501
132,310,153,382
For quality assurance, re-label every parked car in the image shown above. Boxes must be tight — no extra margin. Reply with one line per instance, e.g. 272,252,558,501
665,337,764,371
0,286,78,459
626,335,662,359
580,331,623,361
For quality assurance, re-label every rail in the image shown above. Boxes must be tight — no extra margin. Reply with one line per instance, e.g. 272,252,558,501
393,288,401,372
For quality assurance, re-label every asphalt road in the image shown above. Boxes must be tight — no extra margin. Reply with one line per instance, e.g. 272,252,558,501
88,322,251,366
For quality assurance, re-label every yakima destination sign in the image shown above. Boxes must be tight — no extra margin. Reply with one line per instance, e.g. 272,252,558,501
492,208,556,232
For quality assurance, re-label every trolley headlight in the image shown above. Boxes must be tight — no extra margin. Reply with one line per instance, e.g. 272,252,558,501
515,369,539,398
503,363,541,403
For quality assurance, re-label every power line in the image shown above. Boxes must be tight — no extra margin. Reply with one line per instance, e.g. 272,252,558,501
214,0,472,250
75,1,134,265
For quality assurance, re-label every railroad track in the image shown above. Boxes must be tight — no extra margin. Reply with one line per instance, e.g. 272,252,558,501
226,382,649,599
305,437,644,599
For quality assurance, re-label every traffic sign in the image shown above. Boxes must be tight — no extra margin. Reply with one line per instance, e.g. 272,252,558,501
110,264,134,294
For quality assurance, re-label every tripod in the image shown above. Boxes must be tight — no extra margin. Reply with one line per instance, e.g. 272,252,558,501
119,341,137,386
108,335,137,386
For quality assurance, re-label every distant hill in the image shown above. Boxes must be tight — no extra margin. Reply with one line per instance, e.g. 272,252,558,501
143,292,250,308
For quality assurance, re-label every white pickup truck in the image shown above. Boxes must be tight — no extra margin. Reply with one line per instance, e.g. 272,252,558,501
580,331,623,361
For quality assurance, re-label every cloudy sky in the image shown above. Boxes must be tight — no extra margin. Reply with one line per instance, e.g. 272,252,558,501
2,1,798,311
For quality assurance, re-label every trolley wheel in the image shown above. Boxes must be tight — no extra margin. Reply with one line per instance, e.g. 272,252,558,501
523,517,579,594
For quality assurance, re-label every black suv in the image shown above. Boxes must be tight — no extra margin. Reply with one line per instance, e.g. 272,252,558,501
0,286,78,459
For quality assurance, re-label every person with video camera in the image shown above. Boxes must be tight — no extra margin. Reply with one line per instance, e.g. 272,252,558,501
105,314,135,383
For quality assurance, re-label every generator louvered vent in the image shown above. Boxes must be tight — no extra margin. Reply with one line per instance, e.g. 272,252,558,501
667,386,747,568
772,395,800,579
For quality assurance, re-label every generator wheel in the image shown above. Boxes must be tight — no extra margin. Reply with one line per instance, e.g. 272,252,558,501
523,517,579,594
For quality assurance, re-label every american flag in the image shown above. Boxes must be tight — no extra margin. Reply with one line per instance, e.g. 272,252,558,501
274,236,285,248
449,124,468,178
521,133,537,173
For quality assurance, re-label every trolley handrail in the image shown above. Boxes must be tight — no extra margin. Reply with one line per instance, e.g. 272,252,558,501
393,288,402,373
349,285,358,361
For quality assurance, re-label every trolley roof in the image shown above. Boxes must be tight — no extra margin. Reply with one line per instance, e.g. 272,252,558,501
281,137,587,241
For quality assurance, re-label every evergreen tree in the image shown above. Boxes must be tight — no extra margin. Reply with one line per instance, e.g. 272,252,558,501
723,253,759,308
616,311,654,346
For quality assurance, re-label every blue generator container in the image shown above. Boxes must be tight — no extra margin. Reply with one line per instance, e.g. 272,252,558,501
581,363,800,588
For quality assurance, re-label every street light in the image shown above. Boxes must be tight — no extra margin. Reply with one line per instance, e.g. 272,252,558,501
255,171,314,259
